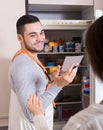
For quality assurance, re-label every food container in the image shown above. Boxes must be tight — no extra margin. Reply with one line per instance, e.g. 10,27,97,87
59,45,65,52
66,41,74,52
52,46,58,52
75,43,82,52
49,67,56,73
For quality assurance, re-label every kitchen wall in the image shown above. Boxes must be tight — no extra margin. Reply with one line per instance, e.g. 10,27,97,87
0,0,25,126
93,0,103,104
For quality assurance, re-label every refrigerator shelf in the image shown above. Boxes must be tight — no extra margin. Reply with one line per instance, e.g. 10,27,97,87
41,20,93,30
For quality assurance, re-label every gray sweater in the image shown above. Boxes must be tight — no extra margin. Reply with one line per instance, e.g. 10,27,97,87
9,53,61,123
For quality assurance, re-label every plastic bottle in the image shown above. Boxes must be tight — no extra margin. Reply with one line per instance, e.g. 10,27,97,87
44,43,49,52
82,76,90,95
82,76,90,108
44,39,49,52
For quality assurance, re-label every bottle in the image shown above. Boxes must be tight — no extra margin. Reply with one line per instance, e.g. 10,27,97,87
82,76,90,108
75,42,81,52
44,39,49,52
44,43,49,52
49,41,55,52
82,76,90,95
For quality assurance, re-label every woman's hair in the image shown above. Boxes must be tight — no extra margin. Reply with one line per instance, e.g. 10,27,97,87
86,16,103,80
16,15,40,36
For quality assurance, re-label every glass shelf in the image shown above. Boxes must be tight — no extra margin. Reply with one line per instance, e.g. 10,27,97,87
39,51,86,55
56,101,82,105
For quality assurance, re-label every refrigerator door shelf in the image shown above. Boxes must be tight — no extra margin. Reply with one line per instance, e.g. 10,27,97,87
41,20,93,30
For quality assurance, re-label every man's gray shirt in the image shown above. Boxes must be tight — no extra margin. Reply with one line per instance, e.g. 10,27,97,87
9,54,61,122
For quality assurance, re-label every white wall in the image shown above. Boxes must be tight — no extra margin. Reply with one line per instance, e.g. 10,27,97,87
93,0,103,104
94,0,103,19
95,77,103,103
0,0,25,126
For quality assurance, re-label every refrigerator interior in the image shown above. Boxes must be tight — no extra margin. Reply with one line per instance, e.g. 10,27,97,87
27,2,94,125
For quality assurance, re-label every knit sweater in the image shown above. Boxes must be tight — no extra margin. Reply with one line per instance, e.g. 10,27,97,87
8,53,61,130
33,104,103,130
63,104,103,130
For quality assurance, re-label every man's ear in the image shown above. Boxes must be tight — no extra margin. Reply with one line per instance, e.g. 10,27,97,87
17,34,23,44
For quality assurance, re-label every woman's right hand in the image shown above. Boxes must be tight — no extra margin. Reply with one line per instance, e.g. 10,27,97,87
26,94,44,116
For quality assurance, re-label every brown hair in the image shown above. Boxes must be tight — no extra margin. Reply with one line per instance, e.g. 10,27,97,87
86,16,103,80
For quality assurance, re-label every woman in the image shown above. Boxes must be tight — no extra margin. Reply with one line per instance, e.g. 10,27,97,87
27,16,103,130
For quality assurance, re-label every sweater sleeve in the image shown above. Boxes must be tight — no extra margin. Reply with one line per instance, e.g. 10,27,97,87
63,104,103,130
34,115,49,130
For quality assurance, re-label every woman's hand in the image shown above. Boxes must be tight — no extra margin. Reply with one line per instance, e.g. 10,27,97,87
27,94,44,116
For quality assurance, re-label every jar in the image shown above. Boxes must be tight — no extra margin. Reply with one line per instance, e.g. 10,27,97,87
59,45,64,52
52,46,58,52
66,41,74,52
49,42,55,51
44,43,49,52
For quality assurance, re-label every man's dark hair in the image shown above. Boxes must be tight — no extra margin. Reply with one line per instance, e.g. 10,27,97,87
16,15,40,36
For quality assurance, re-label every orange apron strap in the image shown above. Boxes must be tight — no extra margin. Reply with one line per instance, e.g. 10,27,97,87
11,49,47,73
11,49,23,62
46,82,55,107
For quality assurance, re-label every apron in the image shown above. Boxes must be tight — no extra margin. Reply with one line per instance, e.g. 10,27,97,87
9,90,54,130
8,90,35,130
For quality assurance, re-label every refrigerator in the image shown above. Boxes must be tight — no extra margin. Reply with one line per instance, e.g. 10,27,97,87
27,2,103,128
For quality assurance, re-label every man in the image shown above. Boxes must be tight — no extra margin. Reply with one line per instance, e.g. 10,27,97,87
8,14,78,130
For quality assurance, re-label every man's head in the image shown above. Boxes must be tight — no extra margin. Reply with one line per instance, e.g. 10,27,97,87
86,16,103,80
16,15,45,53
16,15,40,36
